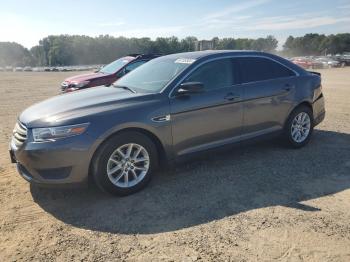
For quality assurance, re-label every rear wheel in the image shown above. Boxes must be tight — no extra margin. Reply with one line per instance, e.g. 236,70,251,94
92,132,158,196
283,106,314,148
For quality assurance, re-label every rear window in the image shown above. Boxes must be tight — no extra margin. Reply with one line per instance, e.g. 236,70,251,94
237,57,295,84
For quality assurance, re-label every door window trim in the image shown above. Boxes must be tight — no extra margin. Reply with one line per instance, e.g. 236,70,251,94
168,55,299,98
235,56,297,85
182,58,235,93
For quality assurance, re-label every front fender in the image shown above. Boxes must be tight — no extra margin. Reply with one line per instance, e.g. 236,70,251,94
85,97,174,168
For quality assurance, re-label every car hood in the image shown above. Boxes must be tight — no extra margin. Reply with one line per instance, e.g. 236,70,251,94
19,86,148,127
64,72,109,82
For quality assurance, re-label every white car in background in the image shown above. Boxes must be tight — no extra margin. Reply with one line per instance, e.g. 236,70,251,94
13,67,23,72
315,57,340,68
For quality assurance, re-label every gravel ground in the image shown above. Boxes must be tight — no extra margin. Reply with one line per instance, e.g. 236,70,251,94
0,69,350,261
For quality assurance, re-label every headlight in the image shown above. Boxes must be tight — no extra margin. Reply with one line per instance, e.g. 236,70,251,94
72,81,90,88
65,87,79,92
32,123,89,142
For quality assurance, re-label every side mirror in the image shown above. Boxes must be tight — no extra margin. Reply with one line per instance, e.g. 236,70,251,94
177,82,204,95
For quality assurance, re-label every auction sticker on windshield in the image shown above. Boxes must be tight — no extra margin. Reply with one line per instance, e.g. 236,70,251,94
175,58,196,64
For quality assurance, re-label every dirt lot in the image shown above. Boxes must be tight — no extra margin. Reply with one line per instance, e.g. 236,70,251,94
0,69,350,261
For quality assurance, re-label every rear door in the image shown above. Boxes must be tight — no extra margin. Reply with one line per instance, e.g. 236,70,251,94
236,57,297,138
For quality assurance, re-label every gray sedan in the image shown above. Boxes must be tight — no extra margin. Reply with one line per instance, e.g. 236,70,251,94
10,50,325,195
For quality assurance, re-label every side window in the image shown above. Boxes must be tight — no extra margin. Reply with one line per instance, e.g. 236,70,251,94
238,57,295,84
124,60,147,74
184,59,234,90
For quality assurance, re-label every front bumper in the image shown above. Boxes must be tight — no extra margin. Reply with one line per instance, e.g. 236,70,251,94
9,132,96,186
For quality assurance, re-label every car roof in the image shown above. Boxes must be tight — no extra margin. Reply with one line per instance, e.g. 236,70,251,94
160,50,307,76
126,53,162,60
162,50,265,60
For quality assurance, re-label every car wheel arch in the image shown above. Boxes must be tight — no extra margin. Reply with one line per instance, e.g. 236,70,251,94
88,127,167,184
296,101,313,112
283,101,313,128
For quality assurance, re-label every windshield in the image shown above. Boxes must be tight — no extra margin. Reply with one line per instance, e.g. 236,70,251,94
100,57,131,74
115,56,194,93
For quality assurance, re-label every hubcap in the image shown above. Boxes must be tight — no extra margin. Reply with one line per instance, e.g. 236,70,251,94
291,112,311,143
106,143,150,188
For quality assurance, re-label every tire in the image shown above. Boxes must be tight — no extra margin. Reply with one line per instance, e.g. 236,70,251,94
92,131,158,196
283,105,314,148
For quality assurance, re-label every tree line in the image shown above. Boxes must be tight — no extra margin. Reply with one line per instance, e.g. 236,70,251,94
1,33,349,67
0,42,36,67
0,35,277,67
283,33,350,56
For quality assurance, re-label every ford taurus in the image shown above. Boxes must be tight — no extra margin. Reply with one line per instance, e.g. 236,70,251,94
10,50,325,195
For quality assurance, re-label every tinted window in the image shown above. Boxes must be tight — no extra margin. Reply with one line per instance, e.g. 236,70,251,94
125,60,146,73
238,57,295,83
116,60,147,78
185,59,233,90
99,58,130,74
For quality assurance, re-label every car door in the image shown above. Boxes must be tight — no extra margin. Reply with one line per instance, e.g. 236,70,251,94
236,57,297,138
169,58,243,156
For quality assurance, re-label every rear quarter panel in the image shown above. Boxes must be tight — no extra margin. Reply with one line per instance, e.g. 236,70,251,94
294,73,324,121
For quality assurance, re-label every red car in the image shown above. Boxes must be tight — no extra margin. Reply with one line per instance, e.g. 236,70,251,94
291,57,323,69
60,54,160,93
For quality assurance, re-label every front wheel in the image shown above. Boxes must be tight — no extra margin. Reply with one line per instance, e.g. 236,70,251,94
283,106,314,148
92,132,158,196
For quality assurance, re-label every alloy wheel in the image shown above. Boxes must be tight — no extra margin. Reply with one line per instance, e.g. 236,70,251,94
291,112,311,143
106,143,150,188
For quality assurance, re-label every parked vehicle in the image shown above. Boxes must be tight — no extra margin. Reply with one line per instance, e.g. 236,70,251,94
13,67,23,72
291,57,323,69
23,66,33,72
315,57,340,68
60,54,161,93
333,54,350,67
10,51,325,196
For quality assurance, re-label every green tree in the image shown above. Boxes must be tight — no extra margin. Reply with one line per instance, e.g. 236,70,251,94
0,42,35,66
282,33,350,56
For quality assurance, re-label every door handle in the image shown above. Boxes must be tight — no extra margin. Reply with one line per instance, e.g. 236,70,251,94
224,93,240,101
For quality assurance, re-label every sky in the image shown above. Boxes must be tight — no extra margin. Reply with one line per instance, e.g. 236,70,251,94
1,0,350,48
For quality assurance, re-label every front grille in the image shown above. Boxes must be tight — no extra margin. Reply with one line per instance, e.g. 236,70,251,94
12,121,27,147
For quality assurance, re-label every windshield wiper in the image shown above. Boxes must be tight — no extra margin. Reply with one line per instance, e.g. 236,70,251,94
112,84,136,93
